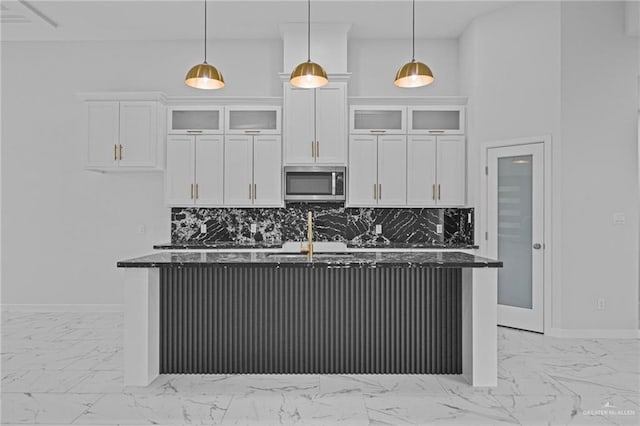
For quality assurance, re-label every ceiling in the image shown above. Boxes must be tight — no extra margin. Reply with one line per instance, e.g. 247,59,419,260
1,0,516,42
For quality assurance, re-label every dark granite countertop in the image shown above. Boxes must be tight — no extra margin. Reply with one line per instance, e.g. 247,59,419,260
117,251,502,268
153,241,283,250
154,241,477,250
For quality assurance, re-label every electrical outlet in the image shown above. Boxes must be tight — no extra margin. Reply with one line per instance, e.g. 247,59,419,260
375,224,382,234
597,298,605,310
613,213,626,224
250,223,257,234
200,224,207,234
436,224,443,234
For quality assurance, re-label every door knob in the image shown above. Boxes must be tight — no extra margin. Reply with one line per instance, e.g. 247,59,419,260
533,243,542,250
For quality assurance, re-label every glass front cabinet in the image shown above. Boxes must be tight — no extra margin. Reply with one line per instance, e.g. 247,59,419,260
168,106,224,134
407,106,465,135
349,106,406,134
225,106,281,135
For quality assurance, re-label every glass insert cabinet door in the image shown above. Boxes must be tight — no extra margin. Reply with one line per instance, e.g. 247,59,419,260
487,143,544,332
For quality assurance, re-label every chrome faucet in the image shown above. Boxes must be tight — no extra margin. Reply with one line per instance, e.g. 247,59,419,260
300,211,313,260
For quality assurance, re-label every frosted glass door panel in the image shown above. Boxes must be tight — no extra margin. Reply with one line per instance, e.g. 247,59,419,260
228,110,278,131
412,111,459,130
497,155,533,309
353,109,403,131
171,110,221,133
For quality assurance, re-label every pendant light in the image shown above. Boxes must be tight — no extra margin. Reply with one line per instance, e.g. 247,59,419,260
290,0,328,88
394,0,434,88
185,0,224,90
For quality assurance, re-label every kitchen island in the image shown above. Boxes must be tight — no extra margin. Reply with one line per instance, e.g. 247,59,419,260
117,251,502,387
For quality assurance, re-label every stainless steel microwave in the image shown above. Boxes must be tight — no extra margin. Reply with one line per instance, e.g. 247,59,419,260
284,166,346,202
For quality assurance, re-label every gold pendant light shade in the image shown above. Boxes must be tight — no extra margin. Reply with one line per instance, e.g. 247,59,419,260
394,60,434,88
185,62,225,90
290,61,328,89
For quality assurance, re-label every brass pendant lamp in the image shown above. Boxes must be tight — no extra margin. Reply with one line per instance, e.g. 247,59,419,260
185,0,224,90
394,0,434,88
290,0,328,88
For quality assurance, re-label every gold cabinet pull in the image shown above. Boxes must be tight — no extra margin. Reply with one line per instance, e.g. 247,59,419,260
249,184,252,199
438,184,441,200
253,184,257,199
432,184,436,200
187,130,203,134
316,141,319,157
428,130,445,134
378,184,382,200
244,130,261,134
195,183,199,199
191,183,194,199
113,144,117,161
370,129,387,134
119,144,123,160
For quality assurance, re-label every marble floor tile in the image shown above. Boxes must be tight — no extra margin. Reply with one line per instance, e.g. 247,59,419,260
72,392,232,425
0,392,103,424
221,393,369,425
2,369,90,393
67,370,125,394
318,374,447,396
364,394,518,425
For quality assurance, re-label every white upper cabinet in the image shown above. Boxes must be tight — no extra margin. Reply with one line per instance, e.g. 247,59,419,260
168,106,224,134
284,82,347,165
407,106,465,135
224,135,282,207
85,98,163,172
349,106,406,134
407,135,466,207
165,135,223,206
348,134,406,207
225,106,281,135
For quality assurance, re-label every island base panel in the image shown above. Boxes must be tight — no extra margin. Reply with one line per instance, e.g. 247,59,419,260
159,267,462,374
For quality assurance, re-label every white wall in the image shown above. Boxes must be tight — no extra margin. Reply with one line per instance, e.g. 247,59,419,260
460,1,639,333
1,39,283,306
348,39,459,96
559,1,639,331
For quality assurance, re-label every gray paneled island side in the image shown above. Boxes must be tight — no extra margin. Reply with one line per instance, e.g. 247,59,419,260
117,251,502,387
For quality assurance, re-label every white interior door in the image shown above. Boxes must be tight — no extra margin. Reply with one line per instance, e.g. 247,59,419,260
487,143,544,332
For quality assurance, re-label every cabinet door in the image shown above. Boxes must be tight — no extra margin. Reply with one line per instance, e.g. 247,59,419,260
436,136,466,206
169,106,224,134
315,83,347,164
224,135,254,206
252,136,282,206
408,106,465,135
226,107,281,135
348,135,378,206
118,101,157,167
165,135,195,206
86,101,119,169
377,135,407,206
283,86,315,164
349,106,406,134
194,135,224,206
407,136,437,206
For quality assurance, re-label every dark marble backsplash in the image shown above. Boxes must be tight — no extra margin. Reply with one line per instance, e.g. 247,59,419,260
171,204,474,247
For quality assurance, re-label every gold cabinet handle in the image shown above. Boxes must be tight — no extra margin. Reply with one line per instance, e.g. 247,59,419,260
195,183,199,199
113,144,117,161
191,183,194,200
378,184,382,200
253,183,257,200
244,130,261,134
119,144,123,160
432,184,436,200
438,184,441,200
428,130,445,134
187,130,203,134
370,129,387,134
316,141,319,157
249,184,252,199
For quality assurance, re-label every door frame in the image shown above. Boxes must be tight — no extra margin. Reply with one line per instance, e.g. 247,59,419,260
480,135,554,334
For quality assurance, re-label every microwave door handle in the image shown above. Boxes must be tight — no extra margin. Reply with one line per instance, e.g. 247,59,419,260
332,172,336,195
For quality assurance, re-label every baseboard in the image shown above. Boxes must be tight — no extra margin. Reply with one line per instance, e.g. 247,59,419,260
547,327,640,339
1,304,124,312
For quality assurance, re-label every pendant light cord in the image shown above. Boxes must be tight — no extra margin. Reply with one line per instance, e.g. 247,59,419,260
307,0,311,62
204,0,208,63
412,0,415,61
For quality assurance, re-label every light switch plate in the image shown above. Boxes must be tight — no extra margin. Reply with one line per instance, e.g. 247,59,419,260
436,224,443,234
375,225,382,234
613,213,625,224
200,224,207,233
250,223,257,233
